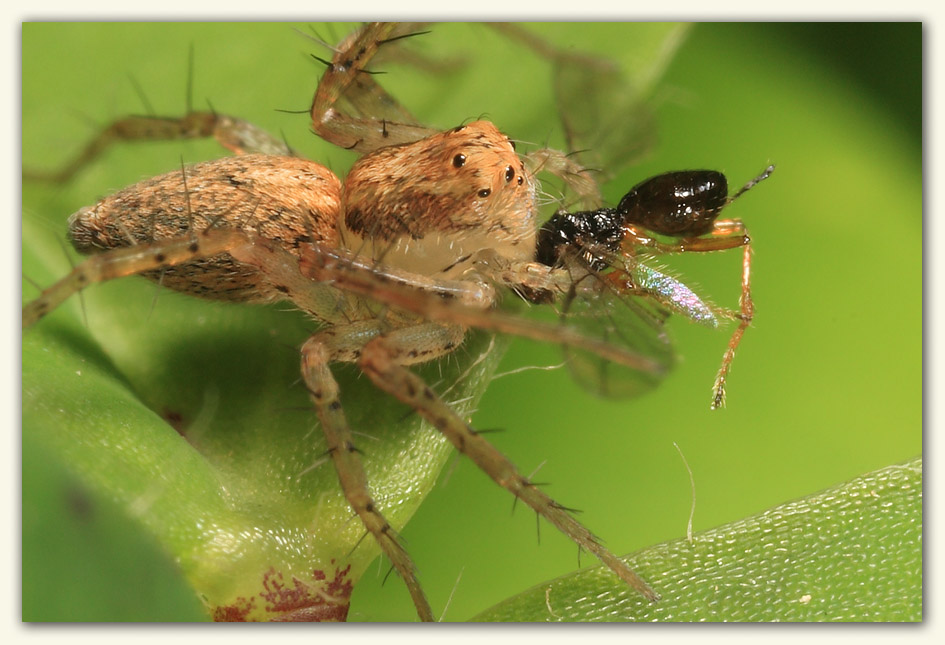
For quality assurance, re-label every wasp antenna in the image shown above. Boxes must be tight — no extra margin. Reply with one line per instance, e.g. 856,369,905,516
730,164,775,203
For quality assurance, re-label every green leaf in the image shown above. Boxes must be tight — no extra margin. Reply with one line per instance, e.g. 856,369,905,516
474,457,922,621
21,23,921,622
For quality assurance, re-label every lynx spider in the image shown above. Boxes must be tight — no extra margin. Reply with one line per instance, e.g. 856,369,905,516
22,23,683,621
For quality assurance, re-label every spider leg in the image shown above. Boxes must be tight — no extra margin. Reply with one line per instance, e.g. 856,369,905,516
22,227,352,330
25,87,290,183
358,325,659,603
524,147,603,210
23,228,253,328
712,233,753,410
24,39,295,184
301,242,666,376
492,22,665,185
301,324,454,623
310,22,438,154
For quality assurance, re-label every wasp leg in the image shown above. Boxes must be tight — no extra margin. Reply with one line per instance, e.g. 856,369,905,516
622,221,753,408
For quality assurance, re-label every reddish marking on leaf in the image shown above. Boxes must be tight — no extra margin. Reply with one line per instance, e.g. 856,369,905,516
211,564,353,622
325,563,353,599
258,564,353,622
212,596,255,621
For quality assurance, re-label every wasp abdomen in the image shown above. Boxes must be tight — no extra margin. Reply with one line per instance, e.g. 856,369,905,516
616,170,728,237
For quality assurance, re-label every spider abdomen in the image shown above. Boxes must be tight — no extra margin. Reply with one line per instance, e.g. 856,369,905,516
67,154,342,303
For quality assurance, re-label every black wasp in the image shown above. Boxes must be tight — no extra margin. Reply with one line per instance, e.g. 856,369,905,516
536,167,774,408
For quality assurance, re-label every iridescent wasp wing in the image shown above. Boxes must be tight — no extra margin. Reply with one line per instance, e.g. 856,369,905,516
538,201,722,400
556,257,677,399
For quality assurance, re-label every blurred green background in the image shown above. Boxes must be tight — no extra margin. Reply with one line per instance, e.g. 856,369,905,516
21,22,921,621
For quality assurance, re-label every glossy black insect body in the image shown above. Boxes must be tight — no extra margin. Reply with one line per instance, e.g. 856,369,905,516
536,167,773,269
536,170,728,270
535,207,624,271
616,170,728,237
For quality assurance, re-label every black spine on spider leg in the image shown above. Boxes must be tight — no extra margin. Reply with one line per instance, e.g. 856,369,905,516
376,29,432,47
309,53,333,68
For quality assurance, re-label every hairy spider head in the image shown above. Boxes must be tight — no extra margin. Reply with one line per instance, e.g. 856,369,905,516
340,121,536,278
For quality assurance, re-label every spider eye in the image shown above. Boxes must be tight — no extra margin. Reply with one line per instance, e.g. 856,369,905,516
453,154,466,168
508,138,516,151
505,165,515,182
478,188,492,198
